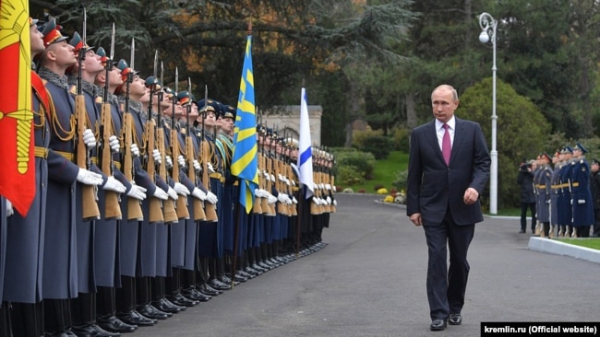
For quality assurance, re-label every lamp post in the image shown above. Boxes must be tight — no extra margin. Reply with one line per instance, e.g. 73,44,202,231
479,12,498,215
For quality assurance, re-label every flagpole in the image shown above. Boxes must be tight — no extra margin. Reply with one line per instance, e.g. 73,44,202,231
231,18,253,289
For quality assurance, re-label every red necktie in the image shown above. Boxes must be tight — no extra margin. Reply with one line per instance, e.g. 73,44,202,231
442,123,451,165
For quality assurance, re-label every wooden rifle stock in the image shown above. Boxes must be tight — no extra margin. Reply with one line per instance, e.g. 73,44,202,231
76,94,101,221
256,153,267,214
171,128,189,219
201,139,218,222
157,127,178,223
286,161,297,216
122,113,143,220
101,102,123,220
264,155,276,216
274,157,289,216
145,119,164,223
186,135,206,221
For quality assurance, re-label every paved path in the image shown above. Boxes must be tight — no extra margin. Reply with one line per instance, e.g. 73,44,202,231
139,194,600,337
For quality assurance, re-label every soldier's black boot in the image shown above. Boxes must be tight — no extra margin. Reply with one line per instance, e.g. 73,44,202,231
97,286,136,334
166,268,198,307
151,277,185,314
11,301,44,337
116,276,157,327
0,302,12,337
72,292,119,337
181,269,210,302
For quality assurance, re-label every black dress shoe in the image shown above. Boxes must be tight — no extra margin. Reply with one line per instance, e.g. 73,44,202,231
137,304,169,320
183,288,211,302
97,315,137,333
167,292,199,307
203,283,223,295
208,278,231,291
198,284,220,296
430,319,447,331
519,229,526,233
117,310,158,326
90,324,121,337
448,313,462,325
152,298,186,314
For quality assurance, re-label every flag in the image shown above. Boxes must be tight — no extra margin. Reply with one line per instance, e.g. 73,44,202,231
298,88,314,198
231,34,259,214
0,0,35,216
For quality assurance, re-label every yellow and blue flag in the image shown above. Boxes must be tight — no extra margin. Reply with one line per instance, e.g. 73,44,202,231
231,34,259,214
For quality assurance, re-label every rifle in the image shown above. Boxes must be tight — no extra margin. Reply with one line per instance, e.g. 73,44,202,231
76,7,100,221
284,137,297,216
99,23,123,220
200,86,218,221
256,125,267,215
145,51,164,223
158,61,178,223
121,38,143,220
272,127,288,216
186,78,206,221
171,67,189,220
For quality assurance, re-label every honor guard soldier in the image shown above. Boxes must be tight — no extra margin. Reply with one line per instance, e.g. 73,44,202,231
558,147,574,237
113,61,163,328
571,142,594,237
36,19,105,337
2,18,50,337
535,153,553,237
550,151,562,237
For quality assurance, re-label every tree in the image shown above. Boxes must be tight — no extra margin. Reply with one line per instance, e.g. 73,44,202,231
458,77,551,208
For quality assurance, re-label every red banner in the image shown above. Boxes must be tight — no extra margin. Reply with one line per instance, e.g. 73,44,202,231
0,0,36,216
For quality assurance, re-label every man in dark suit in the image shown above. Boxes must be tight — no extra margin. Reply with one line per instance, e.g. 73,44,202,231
406,84,490,331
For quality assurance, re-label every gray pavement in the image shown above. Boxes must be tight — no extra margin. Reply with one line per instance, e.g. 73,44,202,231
138,193,600,337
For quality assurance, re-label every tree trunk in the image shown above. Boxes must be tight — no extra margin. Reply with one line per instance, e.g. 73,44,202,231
405,92,417,129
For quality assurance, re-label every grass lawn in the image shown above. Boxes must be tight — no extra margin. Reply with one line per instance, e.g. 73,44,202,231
556,238,600,251
347,151,408,193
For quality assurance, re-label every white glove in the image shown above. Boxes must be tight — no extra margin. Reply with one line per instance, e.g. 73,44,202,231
178,155,186,168
174,182,190,196
153,188,169,200
206,191,218,204
83,128,96,148
320,183,325,190
109,135,120,153
333,200,337,206
126,184,147,200
131,143,140,157
263,171,270,181
285,178,291,186
254,188,265,198
292,196,298,204
277,193,288,203
193,160,201,173
270,174,275,182
103,176,127,193
267,194,277,205
165,155,173,169
76,168,104,186
191,188,207,201
167,186,179,200
152,149,161,164
326,196,332,205
313,183,318,191
207,162,215,174
325,184,331,190
278,174,284,181
578,199,586,204
285,196,293,205
314,197,322,205
5,199,13,217
291,180,296,186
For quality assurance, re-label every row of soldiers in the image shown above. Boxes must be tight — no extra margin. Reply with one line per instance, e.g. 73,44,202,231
530,143,594,238
0,16,336,337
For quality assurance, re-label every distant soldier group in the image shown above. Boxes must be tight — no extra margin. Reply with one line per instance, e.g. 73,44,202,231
526,143,595,238
0,16,336,337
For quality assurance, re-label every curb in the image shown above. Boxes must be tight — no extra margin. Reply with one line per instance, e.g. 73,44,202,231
528,237,600,264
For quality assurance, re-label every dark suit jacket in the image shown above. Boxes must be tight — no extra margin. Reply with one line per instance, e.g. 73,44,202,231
406,117,490,226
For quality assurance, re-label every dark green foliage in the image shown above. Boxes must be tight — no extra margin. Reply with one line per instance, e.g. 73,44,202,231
335,150,376,180
392,169,408,192
337,166,364,186
458,77,551,208
359,135,394,160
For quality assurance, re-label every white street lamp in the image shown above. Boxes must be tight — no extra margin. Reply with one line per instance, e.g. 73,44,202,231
479,12,498,215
